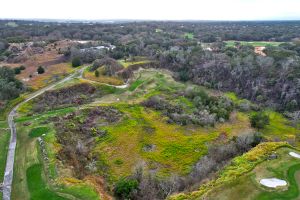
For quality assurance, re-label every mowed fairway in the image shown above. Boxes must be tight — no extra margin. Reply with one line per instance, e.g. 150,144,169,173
205,147,300,200
26,164,66,200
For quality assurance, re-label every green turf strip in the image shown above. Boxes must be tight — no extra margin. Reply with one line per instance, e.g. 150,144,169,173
27,164,66,200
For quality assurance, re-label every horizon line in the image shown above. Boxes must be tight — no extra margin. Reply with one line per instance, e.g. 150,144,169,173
1,18,300,23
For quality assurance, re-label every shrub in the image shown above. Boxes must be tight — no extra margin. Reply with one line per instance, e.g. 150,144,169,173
14,67,21,74
114,178,138,199
95,70,99,77
72,57,81,68
37,66,45,74
19,65,26,70
250,112,270,129
178,69,189,82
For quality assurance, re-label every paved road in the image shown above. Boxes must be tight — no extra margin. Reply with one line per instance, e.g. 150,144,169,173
2,67,84,200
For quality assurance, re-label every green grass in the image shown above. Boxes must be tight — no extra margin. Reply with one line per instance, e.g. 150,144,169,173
95,104,251,179
183,33,194,39
225,92,298,141
27,164,66,200
89,69,253,180
0,131,10,181
118,59,151,68
0,121,8,129
28,127,50,138
59,184,99,200
200,147,300,200
225,92,239,103
128,79,144,91
260,110,299,140
13,109,100,200
225,41,283,47
256,163,300,200
170,142,290,200
0,122,9,200
16,107,76,123
13,121,44,199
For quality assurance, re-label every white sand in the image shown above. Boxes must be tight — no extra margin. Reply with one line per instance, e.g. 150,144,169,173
260,178,287,188
115,84,128,89
289,152,300,159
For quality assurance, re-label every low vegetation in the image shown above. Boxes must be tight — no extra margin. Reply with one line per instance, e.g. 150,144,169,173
250,112,270,130
171,142,290,200
32,83,96,112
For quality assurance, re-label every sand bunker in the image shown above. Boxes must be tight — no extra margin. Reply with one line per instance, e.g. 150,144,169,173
289,152,300,159
260,178,287,188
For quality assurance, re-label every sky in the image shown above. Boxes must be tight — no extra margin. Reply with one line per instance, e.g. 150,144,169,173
1,0,300,21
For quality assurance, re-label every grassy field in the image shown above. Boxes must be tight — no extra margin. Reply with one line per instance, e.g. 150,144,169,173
26,164,66,200
25,63,75,90
0,122,10,200
89,69,254,178
225,40,283,47
260,110,299,141
225,92,299,142
118,58,151,68
83,69,124,85
95,105,251,179
0,130,10,180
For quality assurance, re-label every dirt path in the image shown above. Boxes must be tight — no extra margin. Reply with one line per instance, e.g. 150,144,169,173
2,67,85,200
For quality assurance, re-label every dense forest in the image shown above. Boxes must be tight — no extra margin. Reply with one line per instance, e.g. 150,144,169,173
1,20,300,42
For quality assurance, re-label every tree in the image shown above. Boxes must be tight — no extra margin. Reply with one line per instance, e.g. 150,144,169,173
95,70,100,77
19,65,26,70
250,112,270,130
37,66,45,74
114,178,138,199
0,67,23,100
178,69,189,82
14,67,21,74
72,57,81,68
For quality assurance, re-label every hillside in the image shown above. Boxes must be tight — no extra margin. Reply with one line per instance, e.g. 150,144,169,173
0,20,300,200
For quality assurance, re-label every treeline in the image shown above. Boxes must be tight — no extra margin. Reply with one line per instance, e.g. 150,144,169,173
2,20,300,113
1,20,300,43
160,42,300,112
